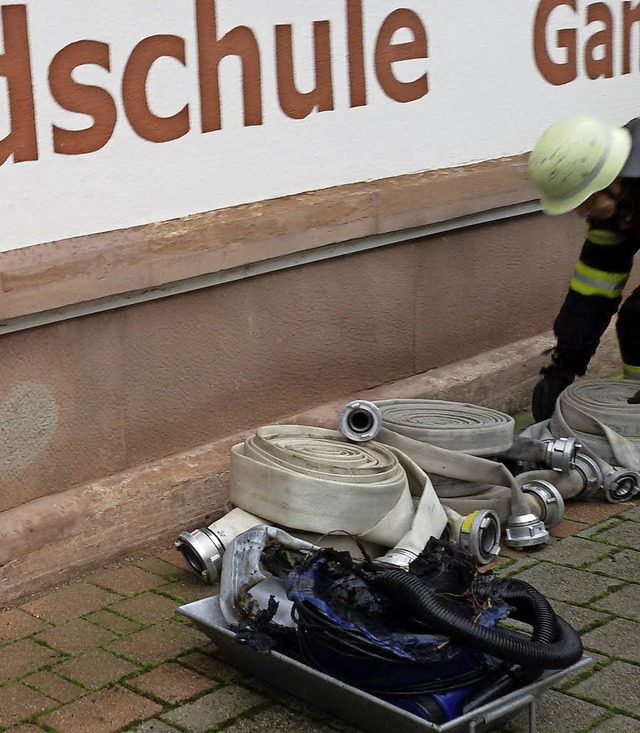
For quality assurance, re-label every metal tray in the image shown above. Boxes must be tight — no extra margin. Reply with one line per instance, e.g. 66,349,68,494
178,596,591,733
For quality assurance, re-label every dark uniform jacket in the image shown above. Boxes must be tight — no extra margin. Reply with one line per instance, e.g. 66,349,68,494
553,121,640,380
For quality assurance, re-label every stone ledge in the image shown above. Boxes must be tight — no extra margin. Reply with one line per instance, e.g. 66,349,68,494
0,155,534,321
0,327,619,606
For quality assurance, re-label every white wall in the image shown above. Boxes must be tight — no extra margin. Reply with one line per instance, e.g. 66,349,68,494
1,0,638,252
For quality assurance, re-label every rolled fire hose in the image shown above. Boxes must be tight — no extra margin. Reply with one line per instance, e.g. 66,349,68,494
177,425,455,582
523,379,640,503
229,425,448,564
339,399,564,548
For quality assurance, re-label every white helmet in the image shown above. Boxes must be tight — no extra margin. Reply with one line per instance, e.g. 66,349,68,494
528,115,632,215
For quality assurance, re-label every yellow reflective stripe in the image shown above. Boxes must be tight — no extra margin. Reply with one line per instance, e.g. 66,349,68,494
586,228,626,246
576,261,629,283
570,261,629,297
623,364,640,381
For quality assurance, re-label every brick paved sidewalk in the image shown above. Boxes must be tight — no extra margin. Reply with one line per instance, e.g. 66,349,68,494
1,499,638,733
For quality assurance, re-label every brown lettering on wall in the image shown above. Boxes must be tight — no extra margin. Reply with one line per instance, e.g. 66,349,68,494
196,0,262,132
275,22,334,120
622,1,640,74
0,5,37,165
533,0,577,85
49,41,117,155
585,2,613,79
346,0,366,107
122,35,189,143
374,9,428,103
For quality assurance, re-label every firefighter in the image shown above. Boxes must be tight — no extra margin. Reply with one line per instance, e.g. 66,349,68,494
528,114,640,422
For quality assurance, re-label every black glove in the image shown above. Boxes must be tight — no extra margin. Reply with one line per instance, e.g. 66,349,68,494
531,365,575,422
628,388,640,405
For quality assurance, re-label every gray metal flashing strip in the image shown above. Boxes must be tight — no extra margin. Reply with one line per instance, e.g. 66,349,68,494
0,201,542,336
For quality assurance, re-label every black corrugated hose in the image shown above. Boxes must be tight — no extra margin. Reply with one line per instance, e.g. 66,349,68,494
373,570,583,669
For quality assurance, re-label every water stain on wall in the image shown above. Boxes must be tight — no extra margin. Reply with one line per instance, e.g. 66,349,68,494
0,382,58,479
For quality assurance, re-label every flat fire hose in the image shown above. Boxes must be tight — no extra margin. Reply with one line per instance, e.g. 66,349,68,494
344,400,530,521
525,379,640,471
229,425,448,553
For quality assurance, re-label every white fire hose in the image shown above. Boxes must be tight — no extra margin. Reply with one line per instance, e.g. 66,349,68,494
177,425,456,582
523,379,640,504
339,399,561,549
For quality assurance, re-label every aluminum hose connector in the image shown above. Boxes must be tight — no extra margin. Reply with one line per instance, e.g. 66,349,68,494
175,508,265,583
498,435,579,473
339,400,382,442
442,507,501,565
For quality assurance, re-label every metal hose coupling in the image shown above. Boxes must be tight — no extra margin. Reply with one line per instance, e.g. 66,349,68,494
458,509,501,565
440,509,501,565
572,452,605,500
602,468,640,503
338,400,382,442
572,453,640,502
521,480,565,529
504,490,550,550
175,508,264,583
542,437,580,473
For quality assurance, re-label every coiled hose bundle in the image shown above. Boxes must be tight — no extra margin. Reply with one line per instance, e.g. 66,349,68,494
284,538,583,706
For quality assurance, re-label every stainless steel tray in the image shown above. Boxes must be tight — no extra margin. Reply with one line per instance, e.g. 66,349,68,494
178,596,591,733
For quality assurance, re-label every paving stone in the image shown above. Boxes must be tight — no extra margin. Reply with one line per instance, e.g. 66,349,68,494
111,592,181,625
514,563,617,604
581,618,640,663
128,721,183,733
501,689,606,733
55,648,140,689
0,639,62,680
0,609,50,642
161,684,265,732
549,519,586,538
135,556,192,580
577,519,620,539
23,670,85,702
156,548,194,571
224,704,338,733
551,653,601,690
20,584,120,625
92,566,167,596
0,683,56,727
549,599,609,633
564,502,632,524
177,649,237,681
128,662,216,703
534,536,612,567
478,555,511,574
159,579,217,604
108,620,203,664
591,519,640,548
84,609,143,635
621,505,640,522
38,685,162,733
592,584,640,621
37,617,115,654
572,661,640,715
589,548,640,582
496,558,538,577
593,715,640,731
497,545,538,561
